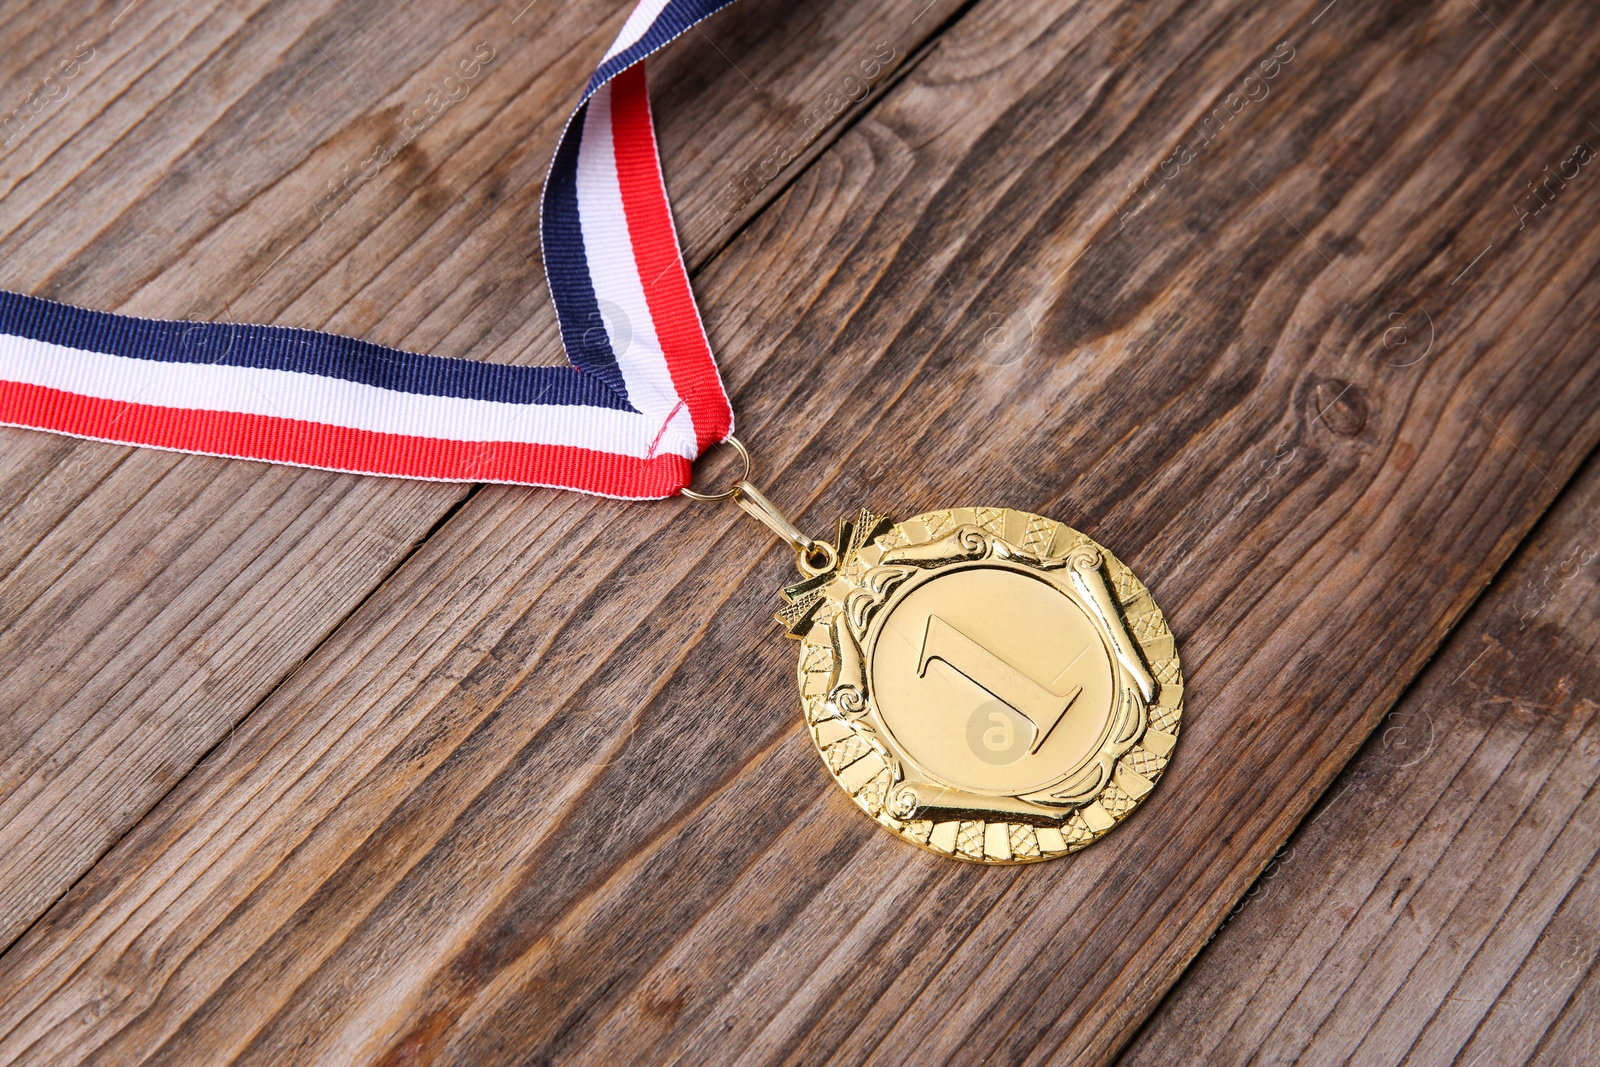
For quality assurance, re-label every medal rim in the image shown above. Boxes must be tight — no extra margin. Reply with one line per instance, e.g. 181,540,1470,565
792,507,1184,865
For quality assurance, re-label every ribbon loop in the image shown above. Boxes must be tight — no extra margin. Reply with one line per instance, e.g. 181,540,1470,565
0,0,737,499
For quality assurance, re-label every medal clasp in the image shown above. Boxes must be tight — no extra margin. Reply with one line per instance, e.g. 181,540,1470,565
681,436,836,576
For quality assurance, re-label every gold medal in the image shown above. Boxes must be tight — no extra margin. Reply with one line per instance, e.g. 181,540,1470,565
686,440,1182,863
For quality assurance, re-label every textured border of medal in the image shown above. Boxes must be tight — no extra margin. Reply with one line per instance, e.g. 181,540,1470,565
789,508,1184,863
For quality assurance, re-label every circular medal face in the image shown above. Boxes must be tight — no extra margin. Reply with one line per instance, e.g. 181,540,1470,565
784,508,1182,863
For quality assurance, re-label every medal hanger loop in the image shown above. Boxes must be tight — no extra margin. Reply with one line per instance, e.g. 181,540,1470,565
681,436,837,577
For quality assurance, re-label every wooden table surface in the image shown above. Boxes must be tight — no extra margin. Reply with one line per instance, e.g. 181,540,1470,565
1,1,1597,1064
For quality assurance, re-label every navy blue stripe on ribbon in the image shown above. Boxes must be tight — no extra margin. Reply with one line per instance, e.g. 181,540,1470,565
541,102,633,405
585,0,739,101
0,289,634,410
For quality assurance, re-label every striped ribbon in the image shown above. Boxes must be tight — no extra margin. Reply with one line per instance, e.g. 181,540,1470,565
0,0,737,499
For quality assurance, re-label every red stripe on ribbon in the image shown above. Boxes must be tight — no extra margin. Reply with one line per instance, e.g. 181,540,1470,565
0,381,689,497
609,64,732,453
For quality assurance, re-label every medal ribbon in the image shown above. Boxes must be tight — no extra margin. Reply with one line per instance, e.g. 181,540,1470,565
0,0,736,499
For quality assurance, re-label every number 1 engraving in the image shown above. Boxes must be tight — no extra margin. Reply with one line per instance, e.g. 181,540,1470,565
918,614,1082,753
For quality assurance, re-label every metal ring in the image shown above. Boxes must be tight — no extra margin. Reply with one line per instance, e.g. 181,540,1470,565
679,436,753,502
796,539,838,577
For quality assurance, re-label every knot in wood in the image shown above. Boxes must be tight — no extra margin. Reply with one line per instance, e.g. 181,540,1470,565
1313,379,1368,438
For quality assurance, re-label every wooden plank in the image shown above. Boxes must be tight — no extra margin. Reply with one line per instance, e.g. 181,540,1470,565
0,0,956,951
1119,444,1600,1066
2,0,1600,1064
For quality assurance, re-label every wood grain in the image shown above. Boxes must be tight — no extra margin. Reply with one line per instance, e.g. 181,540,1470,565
1,0,1600,1064
0,0,958,952
1120,444,1600,1066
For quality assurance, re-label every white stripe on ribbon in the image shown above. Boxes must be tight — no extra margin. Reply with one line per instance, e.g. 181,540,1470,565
602,0,675,62
0,333,695,459
574,83,685,427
